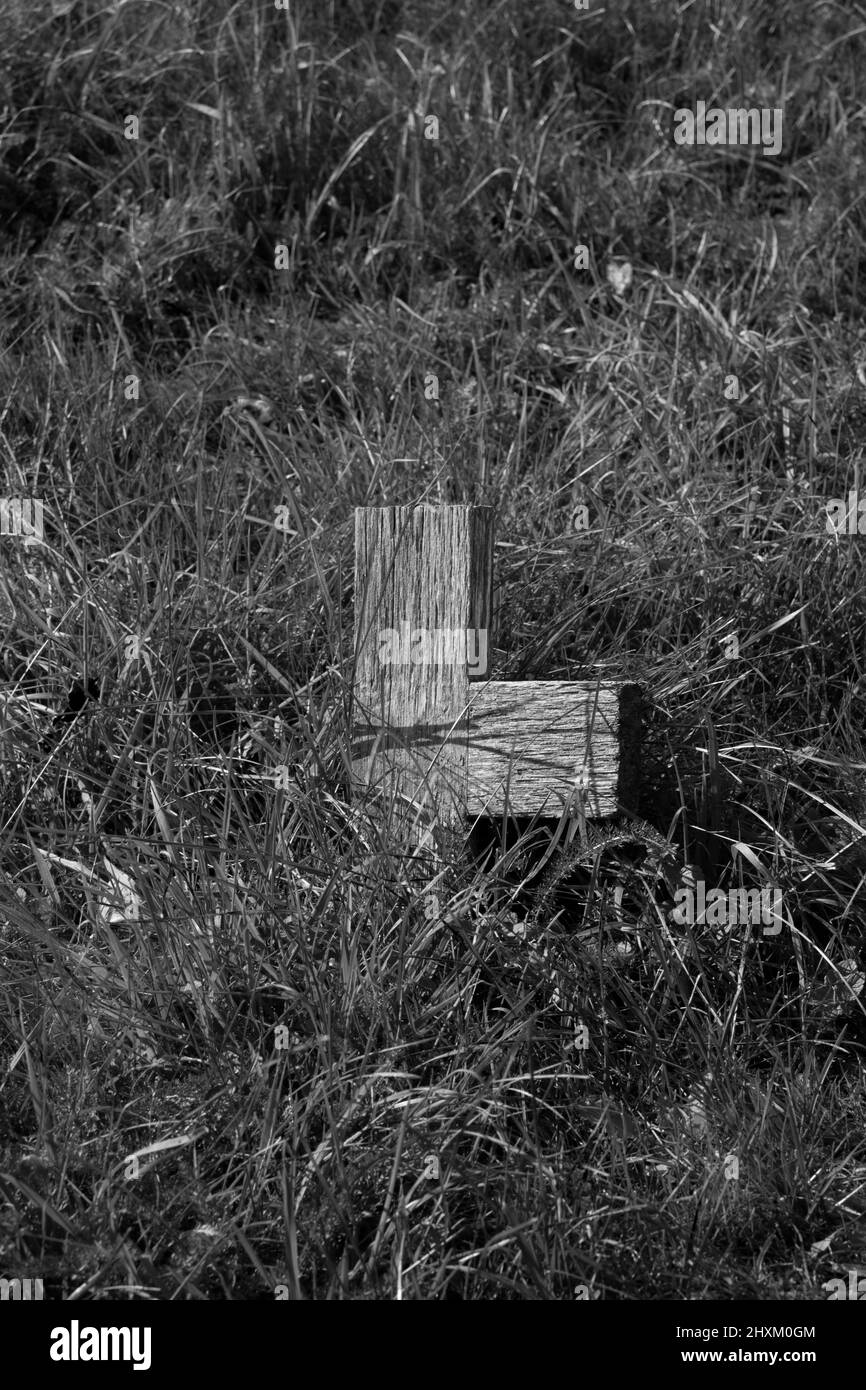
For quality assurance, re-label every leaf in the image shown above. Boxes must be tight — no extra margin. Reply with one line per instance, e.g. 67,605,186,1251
606,260,633,296
809,1234,835,1255
95,858,143,926
184,102,223,120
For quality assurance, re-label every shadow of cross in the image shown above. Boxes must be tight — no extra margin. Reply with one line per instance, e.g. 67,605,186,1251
352,505,637,859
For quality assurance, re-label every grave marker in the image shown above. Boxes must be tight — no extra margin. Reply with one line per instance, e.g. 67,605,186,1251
352,505,638,852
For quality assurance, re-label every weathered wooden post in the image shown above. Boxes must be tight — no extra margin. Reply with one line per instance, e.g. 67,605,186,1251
352,505,632,856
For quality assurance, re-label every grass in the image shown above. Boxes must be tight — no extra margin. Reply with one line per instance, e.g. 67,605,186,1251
0,0,864,1300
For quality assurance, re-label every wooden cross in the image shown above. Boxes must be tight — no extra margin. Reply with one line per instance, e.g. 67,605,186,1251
352,505,637,853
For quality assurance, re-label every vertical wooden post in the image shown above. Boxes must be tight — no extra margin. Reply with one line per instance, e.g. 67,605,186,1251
353,505,493,845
